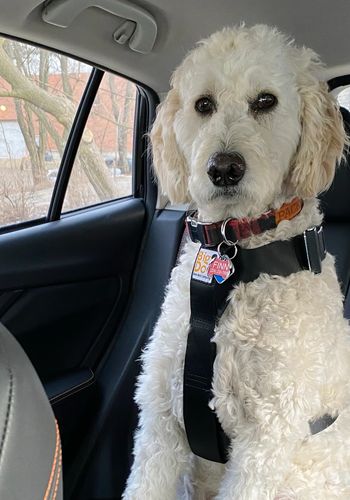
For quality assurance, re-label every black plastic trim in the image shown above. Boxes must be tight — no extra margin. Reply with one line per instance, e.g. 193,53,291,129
0,198,145,291
0,217,46,236
47,68,104,221
46,368,95,405
133,90,144,198
328,75,350,91
138,85,159,216
60,194,133,219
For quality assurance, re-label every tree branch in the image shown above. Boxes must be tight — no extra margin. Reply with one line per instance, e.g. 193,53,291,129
0,90,18,98
0,42,115,199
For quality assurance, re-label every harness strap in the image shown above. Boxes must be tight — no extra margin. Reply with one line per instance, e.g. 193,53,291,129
183,263,233,463
183,227,330,463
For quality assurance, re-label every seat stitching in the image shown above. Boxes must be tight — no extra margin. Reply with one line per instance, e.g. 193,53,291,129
52,440,62,500
0,370,14,465
43,420,60,500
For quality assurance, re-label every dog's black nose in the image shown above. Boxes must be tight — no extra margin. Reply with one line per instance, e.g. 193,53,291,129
207,152,246,187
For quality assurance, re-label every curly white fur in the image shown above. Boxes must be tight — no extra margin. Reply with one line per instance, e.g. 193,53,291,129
123,25,350,499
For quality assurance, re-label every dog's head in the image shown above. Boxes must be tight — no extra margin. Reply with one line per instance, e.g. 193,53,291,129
151,25,346,219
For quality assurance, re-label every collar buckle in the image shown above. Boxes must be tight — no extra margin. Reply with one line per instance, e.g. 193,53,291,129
186,214,222,247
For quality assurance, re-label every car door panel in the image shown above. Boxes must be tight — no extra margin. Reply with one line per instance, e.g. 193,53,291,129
0,197,146,473
2,277,120,376
0,199,144,289
0,198,145,375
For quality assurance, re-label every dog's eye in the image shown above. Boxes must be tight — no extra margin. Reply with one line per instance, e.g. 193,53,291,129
195,96,216,115
250,93,277,114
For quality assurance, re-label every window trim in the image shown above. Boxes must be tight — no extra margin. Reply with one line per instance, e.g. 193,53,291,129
136,85,159,215
47,67,104,221
0,217,47,235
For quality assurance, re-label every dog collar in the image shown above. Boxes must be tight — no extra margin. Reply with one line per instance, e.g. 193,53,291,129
186,197,303,247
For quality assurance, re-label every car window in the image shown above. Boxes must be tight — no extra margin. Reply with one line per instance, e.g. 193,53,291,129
0,37,88,227
0,37,138,229
62,73,136,212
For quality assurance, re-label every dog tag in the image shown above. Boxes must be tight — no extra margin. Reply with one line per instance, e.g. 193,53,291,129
192,247,218,284
208,254,234,284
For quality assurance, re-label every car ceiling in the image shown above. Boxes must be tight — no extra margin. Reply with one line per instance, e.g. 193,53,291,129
0,0,349,95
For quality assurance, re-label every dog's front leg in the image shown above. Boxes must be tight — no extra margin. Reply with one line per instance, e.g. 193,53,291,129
215,421,306,500
123,410,190,500
123,332,191,499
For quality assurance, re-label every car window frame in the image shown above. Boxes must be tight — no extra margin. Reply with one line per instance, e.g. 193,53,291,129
0,33,146,235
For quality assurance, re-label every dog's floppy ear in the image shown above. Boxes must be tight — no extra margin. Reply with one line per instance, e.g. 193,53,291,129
150,89,189,204
290,60,346,197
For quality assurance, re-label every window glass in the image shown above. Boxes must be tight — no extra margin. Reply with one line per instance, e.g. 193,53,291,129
63,73,136,212
0,37,92,227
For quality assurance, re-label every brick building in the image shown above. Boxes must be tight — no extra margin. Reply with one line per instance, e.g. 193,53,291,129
0,71,135,163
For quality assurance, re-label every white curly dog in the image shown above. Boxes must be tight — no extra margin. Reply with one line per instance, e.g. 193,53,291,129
123,25,350,499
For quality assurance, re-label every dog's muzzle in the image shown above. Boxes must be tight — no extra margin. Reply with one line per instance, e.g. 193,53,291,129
207,152,246,187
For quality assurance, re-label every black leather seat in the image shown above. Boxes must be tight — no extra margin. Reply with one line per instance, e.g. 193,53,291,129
0,322,63,500
320,106,350,317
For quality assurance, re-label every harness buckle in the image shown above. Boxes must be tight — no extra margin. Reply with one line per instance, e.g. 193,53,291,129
303,226,325,274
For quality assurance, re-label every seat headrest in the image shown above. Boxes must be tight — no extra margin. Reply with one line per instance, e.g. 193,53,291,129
319,107,350,222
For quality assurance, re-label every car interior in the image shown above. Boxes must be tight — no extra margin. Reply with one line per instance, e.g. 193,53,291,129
0,1,349,499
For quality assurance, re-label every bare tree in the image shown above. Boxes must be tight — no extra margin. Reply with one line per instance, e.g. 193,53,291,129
4,40,48,185
0,167,35,224
108,73,120,168
37,48,49,179
118,80,134,173
0,38,115,199
60,55,73,100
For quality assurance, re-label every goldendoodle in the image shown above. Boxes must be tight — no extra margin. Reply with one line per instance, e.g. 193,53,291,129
123,24,350,499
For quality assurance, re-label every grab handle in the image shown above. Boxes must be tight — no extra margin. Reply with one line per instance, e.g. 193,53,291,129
42,0,157,53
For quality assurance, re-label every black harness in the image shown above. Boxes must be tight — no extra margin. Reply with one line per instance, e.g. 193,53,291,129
183,223,337,463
